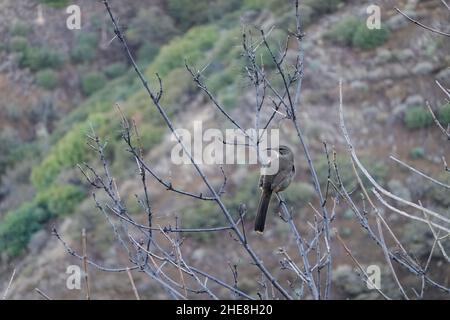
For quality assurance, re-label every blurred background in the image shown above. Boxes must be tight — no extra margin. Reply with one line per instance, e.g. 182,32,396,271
0,0,449,299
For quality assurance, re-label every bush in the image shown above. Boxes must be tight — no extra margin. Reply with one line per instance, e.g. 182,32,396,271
81,71,107,96
137,43,160,64
0,128,21,176
402,221,450,259
35,185,86,217
31,113,111,190
104,62,127,79
39,0,69,8
10,22,31,37
167,0,211,30
35,69,58,90
316,154,388,190
19,47,64,71
160,67,197,110
283,182,315,208
438,102,450,126
149,25,218,77
304,0,342,17
0,185,85,258
352,24,390,50
9,36,28,52
404,106,433,129
71,33,98,63
126,7,178,47
324,17,360,46
0,204,49,258
410,147,425,160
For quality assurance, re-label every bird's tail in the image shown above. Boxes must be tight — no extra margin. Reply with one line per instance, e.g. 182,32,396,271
254,189,272,233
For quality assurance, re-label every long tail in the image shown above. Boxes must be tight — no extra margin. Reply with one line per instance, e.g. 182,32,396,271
254,189,272,233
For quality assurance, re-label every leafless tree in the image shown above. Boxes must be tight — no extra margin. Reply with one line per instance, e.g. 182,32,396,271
53,0,450,300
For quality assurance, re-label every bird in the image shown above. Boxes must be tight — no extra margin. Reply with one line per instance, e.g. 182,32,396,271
254,145,295,233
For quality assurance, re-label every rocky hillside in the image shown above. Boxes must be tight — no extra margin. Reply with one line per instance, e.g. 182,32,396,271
0,0,449,299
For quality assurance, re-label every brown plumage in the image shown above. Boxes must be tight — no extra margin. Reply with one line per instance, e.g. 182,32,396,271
255,145,295,233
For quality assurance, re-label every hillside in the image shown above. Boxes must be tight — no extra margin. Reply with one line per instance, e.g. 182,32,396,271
0,0,449,299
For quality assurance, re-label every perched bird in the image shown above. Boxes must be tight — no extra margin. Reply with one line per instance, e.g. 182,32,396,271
255,145,295,233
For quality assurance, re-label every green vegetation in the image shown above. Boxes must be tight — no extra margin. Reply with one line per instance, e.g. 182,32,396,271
81,71,107,96
304,0,342,16
39,0,69,9
9,36,28,52
410,147,425,160
149,25,218,77
19,47,64,71
0,185,85,258
325,17,390,50
283,182,315,207
181,173,315,242
324,17,360,46
316,154,388,190
438,102,450,126
104,62,127,79
0,128,21,177
404,106,433,129
126,7,178,45
10,22,31,37
168,0,242,30
352,24,390,50
71,33,98,63
31,113,111,190
36,69,58,90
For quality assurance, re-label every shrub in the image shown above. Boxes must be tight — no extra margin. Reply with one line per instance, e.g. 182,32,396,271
181,202,224,242
352,24,390,50
167,0,211,30
126,7,178,47
31,113,111,190
9,36,28,52
81,71,107,96
149,25,218,77
71,33,98,63
35,69,58,90
438,102,450,126
35,185,86,217
160,67,197,110
0,185,85,258
0,128,21,176
401,221,450,259
283,182,315,208
0,204,49,258
410,147,425,160
316,154,388,190
137,43,160,64
324,17,360,46
104,62,127,79
10,22,31,37
39,0,69,8
304,0,342,17
404,106,433,129
19,47,64,71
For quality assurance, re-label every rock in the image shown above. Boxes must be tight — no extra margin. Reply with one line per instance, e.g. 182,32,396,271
405,94,424,107
374,49,393,64
436,68,450,84
412,62,434,75
394,49,415,61
392,104,407,118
